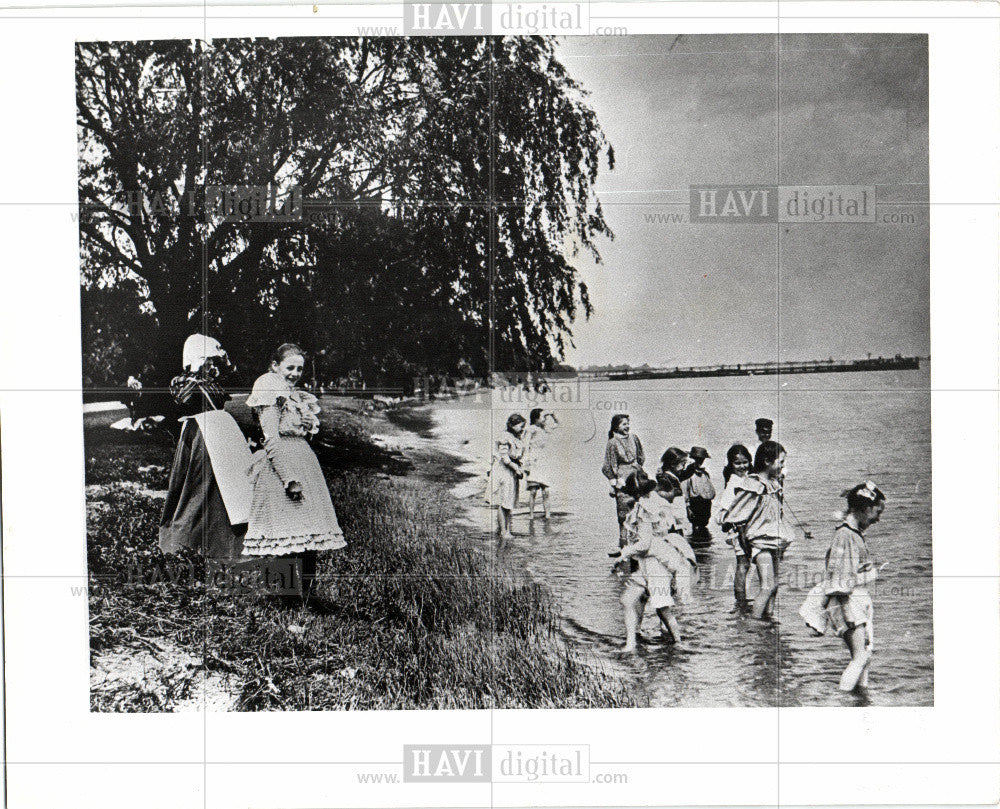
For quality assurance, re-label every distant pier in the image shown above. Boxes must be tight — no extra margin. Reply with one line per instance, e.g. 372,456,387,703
580,355,922,381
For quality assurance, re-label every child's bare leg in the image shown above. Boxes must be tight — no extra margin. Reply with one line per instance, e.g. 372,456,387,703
656,607,681,643
839,625,872,691
541,488,551,519
527,488,537,517
767,555,781,618
622,608,638,651
498,507,513,537
618,521,629,548
734,555,750,607
752,551,777,620
621,586,644,651
859,622,873,686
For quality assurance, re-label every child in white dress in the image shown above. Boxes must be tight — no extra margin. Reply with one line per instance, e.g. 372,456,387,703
244,343,346,598
799,481,886,692
489,413,527,538
525,408,558,519
714,444,755,609
721,440,793,620
615,472,698,650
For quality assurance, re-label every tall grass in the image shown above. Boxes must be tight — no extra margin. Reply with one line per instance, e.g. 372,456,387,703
87,413,641,711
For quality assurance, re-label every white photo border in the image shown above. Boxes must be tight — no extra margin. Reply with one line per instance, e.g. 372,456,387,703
0,3,997,807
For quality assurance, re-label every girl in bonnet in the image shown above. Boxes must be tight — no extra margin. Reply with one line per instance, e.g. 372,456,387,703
159,334,249,559
243,343,346,599
524,408,558,520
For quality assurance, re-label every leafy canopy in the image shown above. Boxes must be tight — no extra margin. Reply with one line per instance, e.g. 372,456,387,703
76,36,612,384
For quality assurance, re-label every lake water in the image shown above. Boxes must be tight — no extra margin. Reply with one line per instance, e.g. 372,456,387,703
427,368,933,707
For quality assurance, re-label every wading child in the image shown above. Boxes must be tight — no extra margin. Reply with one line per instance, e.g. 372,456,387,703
684,446,717,534
721,440,791,620
658,446,693,537
243,343,347,602
615,471,698,650
490,413,527,538
602,414,646,547
799,482,886,692
715,444,754,609
525,408,558,520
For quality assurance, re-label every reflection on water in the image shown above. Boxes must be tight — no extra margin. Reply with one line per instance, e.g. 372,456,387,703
430,369,933,707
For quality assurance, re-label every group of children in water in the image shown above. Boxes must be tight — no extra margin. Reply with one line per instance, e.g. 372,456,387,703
157,334,888,695
602,413,887,692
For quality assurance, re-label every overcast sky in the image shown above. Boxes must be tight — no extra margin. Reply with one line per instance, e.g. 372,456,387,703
554,34,929,368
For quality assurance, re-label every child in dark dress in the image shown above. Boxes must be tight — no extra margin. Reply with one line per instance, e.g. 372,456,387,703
159,334,250,560
684,446,716,533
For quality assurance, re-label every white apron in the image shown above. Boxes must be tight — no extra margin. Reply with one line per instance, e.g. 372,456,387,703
190,409,253,525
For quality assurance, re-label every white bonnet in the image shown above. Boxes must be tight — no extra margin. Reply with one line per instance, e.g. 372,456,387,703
182,333,227,373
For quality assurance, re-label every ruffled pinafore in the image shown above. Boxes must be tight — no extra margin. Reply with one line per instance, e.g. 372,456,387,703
243,372,346,556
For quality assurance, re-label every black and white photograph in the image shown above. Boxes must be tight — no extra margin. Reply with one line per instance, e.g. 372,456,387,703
2,4,1000,807
76,31,933,711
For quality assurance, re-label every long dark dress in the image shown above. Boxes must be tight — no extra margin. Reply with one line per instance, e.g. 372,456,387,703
601,433,646,524
158,375,246,559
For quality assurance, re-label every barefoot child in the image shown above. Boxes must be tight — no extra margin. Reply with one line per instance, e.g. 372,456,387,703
525,408,558,519
490,413,527,538
715,444,754,609
799,481,886,691
684,446,717,534
243,343,347,601
607,447,687,558
601,414,646,547
658,446,694,536
721,440,792,620
615,472,698,650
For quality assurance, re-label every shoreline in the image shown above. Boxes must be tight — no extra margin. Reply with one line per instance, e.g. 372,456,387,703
384,400,644,688
86,396,638,710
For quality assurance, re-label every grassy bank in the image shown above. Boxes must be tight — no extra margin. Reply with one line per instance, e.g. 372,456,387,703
87,403,640,710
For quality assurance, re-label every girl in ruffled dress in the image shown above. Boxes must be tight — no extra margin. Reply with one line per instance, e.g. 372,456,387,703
715,444,755,609
489,413,527,538
525,408,558,520
614,471,698,650
657,446,694,538
799,481,886,692
243,343,346,597
720,440,793,620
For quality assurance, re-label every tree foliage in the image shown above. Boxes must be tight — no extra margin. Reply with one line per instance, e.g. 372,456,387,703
76,36,612,385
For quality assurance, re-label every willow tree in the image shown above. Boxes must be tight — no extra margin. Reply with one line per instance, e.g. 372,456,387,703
76,36,612,383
